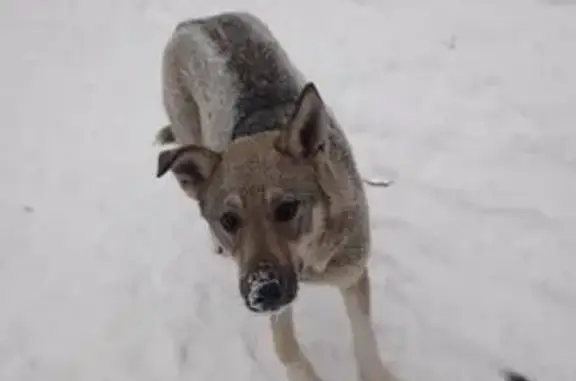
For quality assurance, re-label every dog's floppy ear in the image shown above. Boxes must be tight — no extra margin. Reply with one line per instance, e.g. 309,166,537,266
277,82,328,159
156,145,221,199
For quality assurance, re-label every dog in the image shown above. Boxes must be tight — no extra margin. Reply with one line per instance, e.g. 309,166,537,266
155,11,396,381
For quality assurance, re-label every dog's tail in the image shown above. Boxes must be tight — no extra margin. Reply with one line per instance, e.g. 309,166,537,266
155,125,175,145
503,370,532,381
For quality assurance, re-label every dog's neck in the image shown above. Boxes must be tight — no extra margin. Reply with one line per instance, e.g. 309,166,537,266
231,100,296,141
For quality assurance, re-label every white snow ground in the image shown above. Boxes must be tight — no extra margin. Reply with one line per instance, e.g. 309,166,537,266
1,0,576,380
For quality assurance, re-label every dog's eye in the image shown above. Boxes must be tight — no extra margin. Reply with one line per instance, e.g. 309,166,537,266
220,212,241,233
274,200,300,222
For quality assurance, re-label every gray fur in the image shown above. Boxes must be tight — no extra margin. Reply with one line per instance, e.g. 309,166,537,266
190,12,302,140
156,11,396,381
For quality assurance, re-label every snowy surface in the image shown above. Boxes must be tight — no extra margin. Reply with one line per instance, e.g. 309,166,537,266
1,0,576,380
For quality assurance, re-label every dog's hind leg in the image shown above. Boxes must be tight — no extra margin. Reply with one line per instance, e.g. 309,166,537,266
270,306,323,381
340,268,397,381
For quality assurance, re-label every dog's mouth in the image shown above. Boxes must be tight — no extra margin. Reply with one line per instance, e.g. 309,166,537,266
240,265,299,314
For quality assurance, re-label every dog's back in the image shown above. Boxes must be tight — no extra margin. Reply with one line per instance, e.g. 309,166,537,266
162,12,307,152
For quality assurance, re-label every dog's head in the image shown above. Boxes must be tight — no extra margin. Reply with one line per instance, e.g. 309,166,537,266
157,83,335,314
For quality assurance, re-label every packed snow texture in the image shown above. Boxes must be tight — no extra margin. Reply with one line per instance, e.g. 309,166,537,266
1,0,576,380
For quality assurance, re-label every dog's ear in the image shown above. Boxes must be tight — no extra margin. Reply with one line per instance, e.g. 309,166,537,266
277,82,328,159
156,145,221,199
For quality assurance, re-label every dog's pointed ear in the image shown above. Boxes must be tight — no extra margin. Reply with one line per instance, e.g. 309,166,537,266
156,145,221,199
277,82,328,159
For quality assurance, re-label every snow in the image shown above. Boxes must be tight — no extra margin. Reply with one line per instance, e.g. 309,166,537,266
1,0,576,380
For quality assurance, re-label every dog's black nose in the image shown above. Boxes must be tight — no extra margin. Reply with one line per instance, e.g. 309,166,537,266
250,280,283,312
242,262,299,313
256,281,282,304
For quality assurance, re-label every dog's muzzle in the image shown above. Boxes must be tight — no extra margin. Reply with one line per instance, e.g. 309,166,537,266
241,262,298,313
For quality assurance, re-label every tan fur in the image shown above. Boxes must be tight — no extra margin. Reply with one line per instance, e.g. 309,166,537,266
155,12,397,381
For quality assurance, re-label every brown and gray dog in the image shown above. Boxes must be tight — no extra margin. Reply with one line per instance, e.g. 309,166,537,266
155,11,396,381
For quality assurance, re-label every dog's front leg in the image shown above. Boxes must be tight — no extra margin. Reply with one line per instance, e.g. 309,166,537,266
271,306,323,381
339,268,397,381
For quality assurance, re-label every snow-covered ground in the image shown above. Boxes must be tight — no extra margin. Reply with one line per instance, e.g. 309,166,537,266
2,0,576,380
